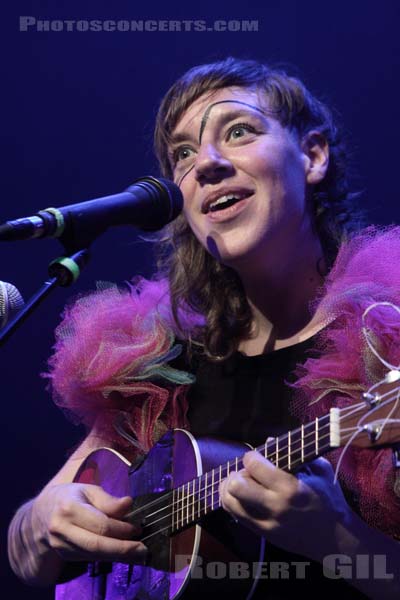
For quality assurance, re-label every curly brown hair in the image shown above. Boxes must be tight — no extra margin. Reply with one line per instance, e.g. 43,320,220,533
153,57,363,360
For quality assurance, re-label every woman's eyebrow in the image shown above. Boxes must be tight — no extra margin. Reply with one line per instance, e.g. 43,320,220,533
169,101,269,148
199,100,268,142
168,130,197,147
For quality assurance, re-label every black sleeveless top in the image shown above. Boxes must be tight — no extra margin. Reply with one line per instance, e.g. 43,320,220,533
186,339,311,446
179,339,368,599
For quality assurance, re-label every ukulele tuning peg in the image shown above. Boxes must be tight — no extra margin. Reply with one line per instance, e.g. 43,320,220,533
362,423,382,443
362,391,380,406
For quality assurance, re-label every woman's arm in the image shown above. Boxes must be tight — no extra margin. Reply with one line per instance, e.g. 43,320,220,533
219,451,400,599
7,430,147,587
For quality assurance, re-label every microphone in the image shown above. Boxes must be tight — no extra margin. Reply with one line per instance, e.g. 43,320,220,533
0,281,24,328
0,176,183,249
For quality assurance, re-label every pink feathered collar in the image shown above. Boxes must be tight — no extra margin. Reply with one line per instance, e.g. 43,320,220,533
293,226,400,539
45,226,400,538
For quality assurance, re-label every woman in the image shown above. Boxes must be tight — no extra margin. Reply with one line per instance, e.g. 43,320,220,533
8,57,400,598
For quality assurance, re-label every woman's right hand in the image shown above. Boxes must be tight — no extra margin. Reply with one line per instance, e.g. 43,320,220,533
31,482,148,563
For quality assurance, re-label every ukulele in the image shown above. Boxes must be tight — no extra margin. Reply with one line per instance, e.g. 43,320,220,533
55,371,400,599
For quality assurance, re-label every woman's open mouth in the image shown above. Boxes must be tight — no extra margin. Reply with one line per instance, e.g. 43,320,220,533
205,192,254,222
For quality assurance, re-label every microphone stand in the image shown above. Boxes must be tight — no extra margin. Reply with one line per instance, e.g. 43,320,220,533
0,249,89,347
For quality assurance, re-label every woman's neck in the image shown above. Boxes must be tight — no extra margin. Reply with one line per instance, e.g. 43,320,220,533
237,237,327,355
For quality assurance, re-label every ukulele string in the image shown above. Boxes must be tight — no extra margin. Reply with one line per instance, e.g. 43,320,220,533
125,415,329,519
126,417,332,523
333,388,400,482
133,408,356,524
135,387,400,539
362,301,400,372
138,416,386,544
140,426,337,535
131,399,379,526
136,302,400,535
336,386,399,423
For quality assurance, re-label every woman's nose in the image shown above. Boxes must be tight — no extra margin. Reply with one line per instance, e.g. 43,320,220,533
194,143,234,182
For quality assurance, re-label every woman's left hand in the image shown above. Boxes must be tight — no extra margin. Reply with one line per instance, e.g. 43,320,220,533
219,451,350,560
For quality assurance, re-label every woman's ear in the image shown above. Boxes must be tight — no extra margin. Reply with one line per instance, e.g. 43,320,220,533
301,131,329,185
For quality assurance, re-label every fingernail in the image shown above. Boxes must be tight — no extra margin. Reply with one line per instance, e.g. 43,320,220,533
138,547,150,566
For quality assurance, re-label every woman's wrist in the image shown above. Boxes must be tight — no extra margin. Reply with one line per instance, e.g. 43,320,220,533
8,497,64,587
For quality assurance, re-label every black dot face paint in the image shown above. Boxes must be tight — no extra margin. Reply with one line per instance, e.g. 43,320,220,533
172,98,270,188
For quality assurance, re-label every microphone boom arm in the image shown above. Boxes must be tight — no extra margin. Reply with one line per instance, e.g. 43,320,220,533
0,249,89,347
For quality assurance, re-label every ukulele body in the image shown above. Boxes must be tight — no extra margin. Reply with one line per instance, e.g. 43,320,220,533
55,429,264,600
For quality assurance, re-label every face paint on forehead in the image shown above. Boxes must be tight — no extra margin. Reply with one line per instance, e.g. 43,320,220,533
198,99,268,143
175,99,268,188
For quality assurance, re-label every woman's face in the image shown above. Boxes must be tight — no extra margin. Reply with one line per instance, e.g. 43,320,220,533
168,86,325,275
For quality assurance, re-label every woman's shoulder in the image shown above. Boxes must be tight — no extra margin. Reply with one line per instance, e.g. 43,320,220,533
329,225,400,288
44,276,195,428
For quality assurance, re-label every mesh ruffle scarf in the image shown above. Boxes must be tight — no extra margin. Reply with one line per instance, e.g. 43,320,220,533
293,226,400,540
44,278,196,455
45,227,400,539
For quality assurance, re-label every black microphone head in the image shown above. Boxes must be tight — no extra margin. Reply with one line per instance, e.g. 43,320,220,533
0,282,24,328
128,176,183,231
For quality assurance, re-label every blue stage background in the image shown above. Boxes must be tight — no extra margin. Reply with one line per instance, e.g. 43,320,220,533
3,1,400,597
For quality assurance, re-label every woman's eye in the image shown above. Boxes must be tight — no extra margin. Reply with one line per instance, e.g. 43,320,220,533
227,123,256,141
173,146,195,164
